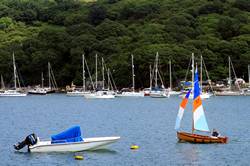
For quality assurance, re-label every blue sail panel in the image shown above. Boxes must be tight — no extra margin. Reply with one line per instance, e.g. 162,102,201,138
193,68,200,99
193,68,210,132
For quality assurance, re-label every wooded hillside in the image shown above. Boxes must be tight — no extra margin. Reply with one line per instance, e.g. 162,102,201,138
0,0,249,88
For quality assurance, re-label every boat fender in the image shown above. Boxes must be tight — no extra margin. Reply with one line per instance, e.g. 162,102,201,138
74,155,84,160
130,145,139,150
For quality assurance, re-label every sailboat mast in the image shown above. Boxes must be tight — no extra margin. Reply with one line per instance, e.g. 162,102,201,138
150,65,152,90
13,53,17,90
1,75,5,89
41,72,44,88
48,62,51,89
95,54,98,90
155,52,158,88
228,56,231,90
191,53,194,93
248,65,250,85
131,54,135,92
107,68,110,91
191,53,194,134
200,55,203,92
102,57,105,90
82,54,85,91
169,60,172,91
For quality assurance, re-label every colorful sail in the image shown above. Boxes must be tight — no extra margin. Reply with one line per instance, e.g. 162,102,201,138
193,68,209,132
175,89,191,130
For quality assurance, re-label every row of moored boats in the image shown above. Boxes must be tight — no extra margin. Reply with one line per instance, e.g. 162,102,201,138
1,53,250,98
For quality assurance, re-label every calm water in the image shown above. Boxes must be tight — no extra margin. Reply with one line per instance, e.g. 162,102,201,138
0,94,249,165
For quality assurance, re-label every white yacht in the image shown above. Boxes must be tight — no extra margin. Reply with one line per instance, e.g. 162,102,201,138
149,52,169,98
0,53,27,97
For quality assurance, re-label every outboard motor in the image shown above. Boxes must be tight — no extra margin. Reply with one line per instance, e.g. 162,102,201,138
14,133,37,150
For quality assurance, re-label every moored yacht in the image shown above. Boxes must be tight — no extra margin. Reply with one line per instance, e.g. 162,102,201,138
0,53,27,97
149,52,169,98
84,90,115,99
116,55,144,97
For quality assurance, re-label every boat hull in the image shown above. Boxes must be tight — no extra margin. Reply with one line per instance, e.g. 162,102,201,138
150,91,169,98
0,90,27,97
179,93,212,99
29,136,120,152
28,90,47,95
177,131,228,144
84,91,115,99
116,92,144,97
66,91,90,96
28,92,46,95
214,91,242,96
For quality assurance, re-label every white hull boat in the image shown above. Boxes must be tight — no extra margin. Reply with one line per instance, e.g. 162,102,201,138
14,126,120,153
116,91,144,97
84,91,115,99
28,88,47,95
169,90,181,95
66,90,91,96
179,92,212,99
150,91,170,98
1,53,27,97
214,91,242,96
29,137,120,152
143,88,151,96
0,90,27,97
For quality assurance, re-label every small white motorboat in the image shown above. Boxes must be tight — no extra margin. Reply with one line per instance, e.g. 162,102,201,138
14,126,120,153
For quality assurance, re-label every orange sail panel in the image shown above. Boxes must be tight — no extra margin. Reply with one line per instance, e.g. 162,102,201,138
175,90,191,130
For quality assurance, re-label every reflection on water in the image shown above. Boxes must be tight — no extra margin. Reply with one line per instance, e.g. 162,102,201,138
175,143,200,164
86,149,118,154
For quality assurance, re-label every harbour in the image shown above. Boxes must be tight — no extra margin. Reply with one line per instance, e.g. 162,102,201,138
1,94,250,165
0,0,250,165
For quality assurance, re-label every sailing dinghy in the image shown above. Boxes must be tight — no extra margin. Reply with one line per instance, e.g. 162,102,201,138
175,58,228,144
14,126,120,152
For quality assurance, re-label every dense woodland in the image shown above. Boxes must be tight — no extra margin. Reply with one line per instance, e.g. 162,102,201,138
0,0,249,89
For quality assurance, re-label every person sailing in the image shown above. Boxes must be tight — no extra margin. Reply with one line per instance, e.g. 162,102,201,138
212,129,220,137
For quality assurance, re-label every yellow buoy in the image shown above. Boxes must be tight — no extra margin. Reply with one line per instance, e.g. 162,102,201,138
130,145,139,150
74,155,84,160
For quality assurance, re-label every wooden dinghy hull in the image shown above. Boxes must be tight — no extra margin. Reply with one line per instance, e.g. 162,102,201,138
177,131,228,144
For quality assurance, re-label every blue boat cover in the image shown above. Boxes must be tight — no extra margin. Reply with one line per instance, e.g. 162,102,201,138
51,126,83,144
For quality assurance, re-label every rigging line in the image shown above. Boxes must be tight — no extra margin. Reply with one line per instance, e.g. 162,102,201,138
202,57,215,94
84,58,95,90
109,69,117,91
103,58,116,91
158,69,165,87
184,57,192,82
50,65,58,89
15,65,24,88
230,58,241,91
108,69,114,91
151,57,157,87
